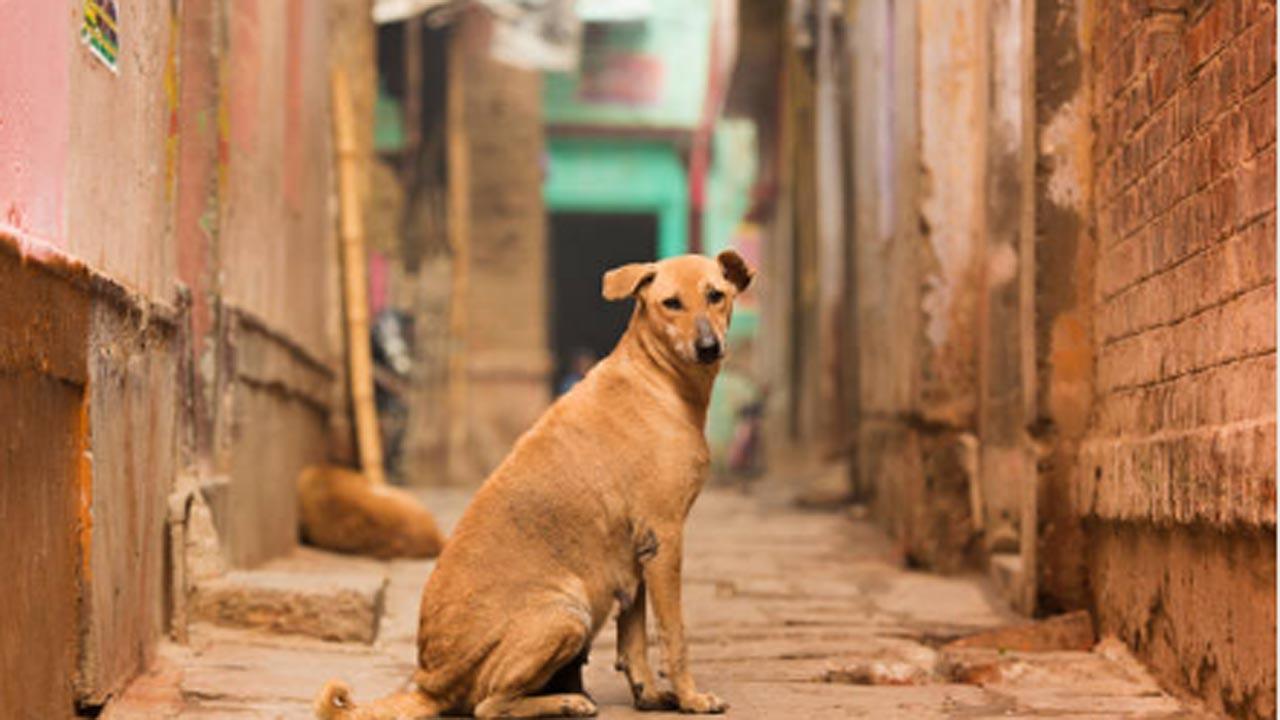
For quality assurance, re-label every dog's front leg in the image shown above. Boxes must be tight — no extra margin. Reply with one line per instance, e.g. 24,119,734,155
643,529,727,714
616,581,677,710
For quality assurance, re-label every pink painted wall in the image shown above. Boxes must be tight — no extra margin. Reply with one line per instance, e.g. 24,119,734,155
67,0,177,299
0,2,175,300
0,3,71,249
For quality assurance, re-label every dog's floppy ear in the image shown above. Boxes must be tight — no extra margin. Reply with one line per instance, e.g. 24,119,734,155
717,250,755,292
602,262,657,301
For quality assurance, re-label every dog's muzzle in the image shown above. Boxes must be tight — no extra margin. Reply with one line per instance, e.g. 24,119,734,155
694,318,722,364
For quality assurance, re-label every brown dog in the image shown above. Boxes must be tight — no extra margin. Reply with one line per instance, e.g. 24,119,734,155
315,251,754,718
298,465,444,559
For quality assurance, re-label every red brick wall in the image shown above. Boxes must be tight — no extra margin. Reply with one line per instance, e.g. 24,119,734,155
1083,2,1275,716
1086,0,1275,528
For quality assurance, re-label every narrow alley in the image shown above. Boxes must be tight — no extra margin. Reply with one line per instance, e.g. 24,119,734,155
108,481,1204,719
1,1,1275,719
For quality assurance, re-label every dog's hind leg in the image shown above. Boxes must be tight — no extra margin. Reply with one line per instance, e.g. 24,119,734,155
535,648,589,697
471,608,597,719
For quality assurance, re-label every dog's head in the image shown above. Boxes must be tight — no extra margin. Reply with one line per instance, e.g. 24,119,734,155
602,251,755,367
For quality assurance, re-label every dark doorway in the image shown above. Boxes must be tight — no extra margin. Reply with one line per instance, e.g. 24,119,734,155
548,212,658,395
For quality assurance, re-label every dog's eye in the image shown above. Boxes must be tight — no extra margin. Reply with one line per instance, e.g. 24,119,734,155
707,288,725,304
662,297,683,311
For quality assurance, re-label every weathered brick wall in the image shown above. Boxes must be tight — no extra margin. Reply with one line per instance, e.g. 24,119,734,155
1085,0,1275,527
1082,1,1275,715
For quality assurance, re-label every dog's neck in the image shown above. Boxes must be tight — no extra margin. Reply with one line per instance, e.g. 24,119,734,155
613,320,718,426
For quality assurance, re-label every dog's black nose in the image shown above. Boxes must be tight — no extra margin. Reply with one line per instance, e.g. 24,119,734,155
695,337,722,364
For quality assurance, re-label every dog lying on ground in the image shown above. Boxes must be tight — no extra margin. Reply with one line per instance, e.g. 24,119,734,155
298,465,444,559
315,251,755,718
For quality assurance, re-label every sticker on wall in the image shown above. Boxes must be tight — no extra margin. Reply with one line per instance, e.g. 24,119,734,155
81,0,120,72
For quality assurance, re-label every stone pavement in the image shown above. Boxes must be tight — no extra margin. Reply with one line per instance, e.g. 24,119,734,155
106,482,1213,719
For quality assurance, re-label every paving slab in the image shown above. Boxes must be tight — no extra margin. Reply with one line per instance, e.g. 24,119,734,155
106,483,1212,719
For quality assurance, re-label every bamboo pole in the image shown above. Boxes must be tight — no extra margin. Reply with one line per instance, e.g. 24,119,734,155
445,24,471,483
331,67,386,485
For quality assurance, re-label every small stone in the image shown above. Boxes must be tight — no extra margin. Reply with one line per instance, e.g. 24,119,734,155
821,660,931,686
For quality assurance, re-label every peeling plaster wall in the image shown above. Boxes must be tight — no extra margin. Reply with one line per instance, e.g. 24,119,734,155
0,1,182,706
1033,0,1095,615
213,0,341,562
919,1,985,413
65,1,182,704
844,0,971,570
849,0,988,572
910,1,989,570
66,0,177,300
849,0,902,516
0,0,347,709
448,11,551,483
221,0,334,359
977,0,1037,583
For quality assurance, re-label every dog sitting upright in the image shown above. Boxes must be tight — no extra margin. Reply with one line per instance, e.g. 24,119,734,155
316,251,755,719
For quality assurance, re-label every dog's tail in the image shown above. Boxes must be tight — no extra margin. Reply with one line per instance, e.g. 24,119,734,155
314,678,443,719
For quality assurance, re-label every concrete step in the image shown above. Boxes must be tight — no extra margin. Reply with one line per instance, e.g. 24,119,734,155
191,548,389,644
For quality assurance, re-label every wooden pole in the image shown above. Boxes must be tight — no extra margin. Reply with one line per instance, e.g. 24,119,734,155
445,22,471,483
331,67,387,485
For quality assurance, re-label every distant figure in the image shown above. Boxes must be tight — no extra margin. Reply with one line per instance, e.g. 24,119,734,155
557,347,597,396
727,395,765,478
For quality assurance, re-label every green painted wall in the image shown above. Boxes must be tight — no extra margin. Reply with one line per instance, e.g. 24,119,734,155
702,119,758,341
543,0,713,129
702,119,756,256
543,136,688,258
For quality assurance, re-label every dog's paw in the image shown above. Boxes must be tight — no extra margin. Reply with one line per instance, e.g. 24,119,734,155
678,691,728,714
559,694,599,717
633,688,679,711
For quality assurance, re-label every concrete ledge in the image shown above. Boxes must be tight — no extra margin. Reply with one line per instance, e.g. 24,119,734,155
1078,417,1276,527
191,561,387,644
